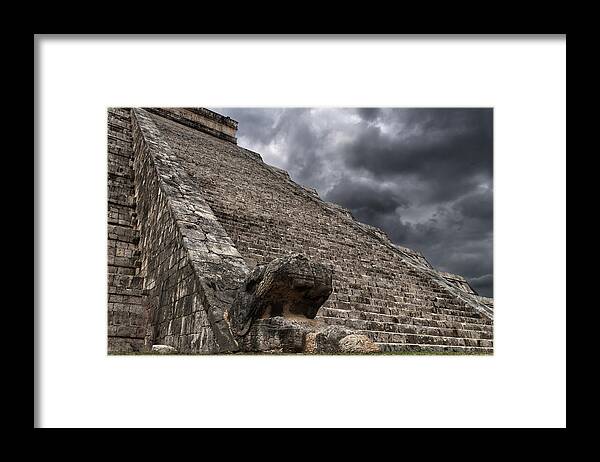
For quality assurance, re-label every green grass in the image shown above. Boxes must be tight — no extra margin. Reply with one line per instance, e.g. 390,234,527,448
377,350,492,356
110,350,492,356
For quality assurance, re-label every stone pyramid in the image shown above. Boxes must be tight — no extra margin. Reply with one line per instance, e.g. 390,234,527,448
107,108,493,354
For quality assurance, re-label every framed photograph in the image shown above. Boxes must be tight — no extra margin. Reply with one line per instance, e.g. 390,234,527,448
35,34,566,428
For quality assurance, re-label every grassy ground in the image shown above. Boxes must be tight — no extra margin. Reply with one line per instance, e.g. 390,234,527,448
110,350,492,356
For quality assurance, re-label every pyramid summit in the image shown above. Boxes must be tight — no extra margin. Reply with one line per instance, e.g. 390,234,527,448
107,107,493,354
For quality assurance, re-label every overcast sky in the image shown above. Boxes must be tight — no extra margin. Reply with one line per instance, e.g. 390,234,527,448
211,108,493,297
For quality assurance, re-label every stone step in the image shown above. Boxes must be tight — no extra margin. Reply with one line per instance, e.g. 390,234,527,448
108,108,131,118
108,285,143,297
320,306,492,327
391,311,490,328
108,161,133,179
318,316,493,339
376,342,493,354
107,256,141,270
107,224,140,244
107,265,138,276
108,118,131,133
108,126,131,139
108,131,132,144
320,312,490,332
107,240,140,261
108,173,134,186
108,142,133,159
358,330,493,348
108,293,143,305
397,309,491,325
108,111,131,122
330,296,488,319
107,203,137,228
108,274,144,290
108,191,136,208
388,298,486,315
107,325,145,339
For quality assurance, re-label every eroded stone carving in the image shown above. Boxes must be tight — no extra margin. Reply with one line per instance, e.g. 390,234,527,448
229,253,333,336
239,317,380,354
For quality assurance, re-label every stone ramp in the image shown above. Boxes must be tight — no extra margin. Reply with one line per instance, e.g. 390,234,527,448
140,109,493,354
128,108,251,353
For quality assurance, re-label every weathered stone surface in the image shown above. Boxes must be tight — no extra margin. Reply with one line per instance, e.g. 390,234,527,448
338,334,380,353
145,108,238,144
107,108,145,353
304,332,318,354
241,317,313,353
108,337,145,354
230,253,332,336
240,317,375,354
151,344,178,354
314,325,353,352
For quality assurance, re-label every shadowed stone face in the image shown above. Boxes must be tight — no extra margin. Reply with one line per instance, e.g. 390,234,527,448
229,253,333,336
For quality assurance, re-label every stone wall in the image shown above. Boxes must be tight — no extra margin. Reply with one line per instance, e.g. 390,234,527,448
142,110,493,353
107,108,145,352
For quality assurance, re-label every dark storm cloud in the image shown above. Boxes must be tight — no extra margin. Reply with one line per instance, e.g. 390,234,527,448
469,274,493,298
342,108,493,204
356,107,381,121
454,187,493,221
210,107,493,297
269,108,330,190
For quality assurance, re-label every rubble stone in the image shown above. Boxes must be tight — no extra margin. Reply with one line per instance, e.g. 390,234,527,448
339,334,381,353
151,344,178,354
